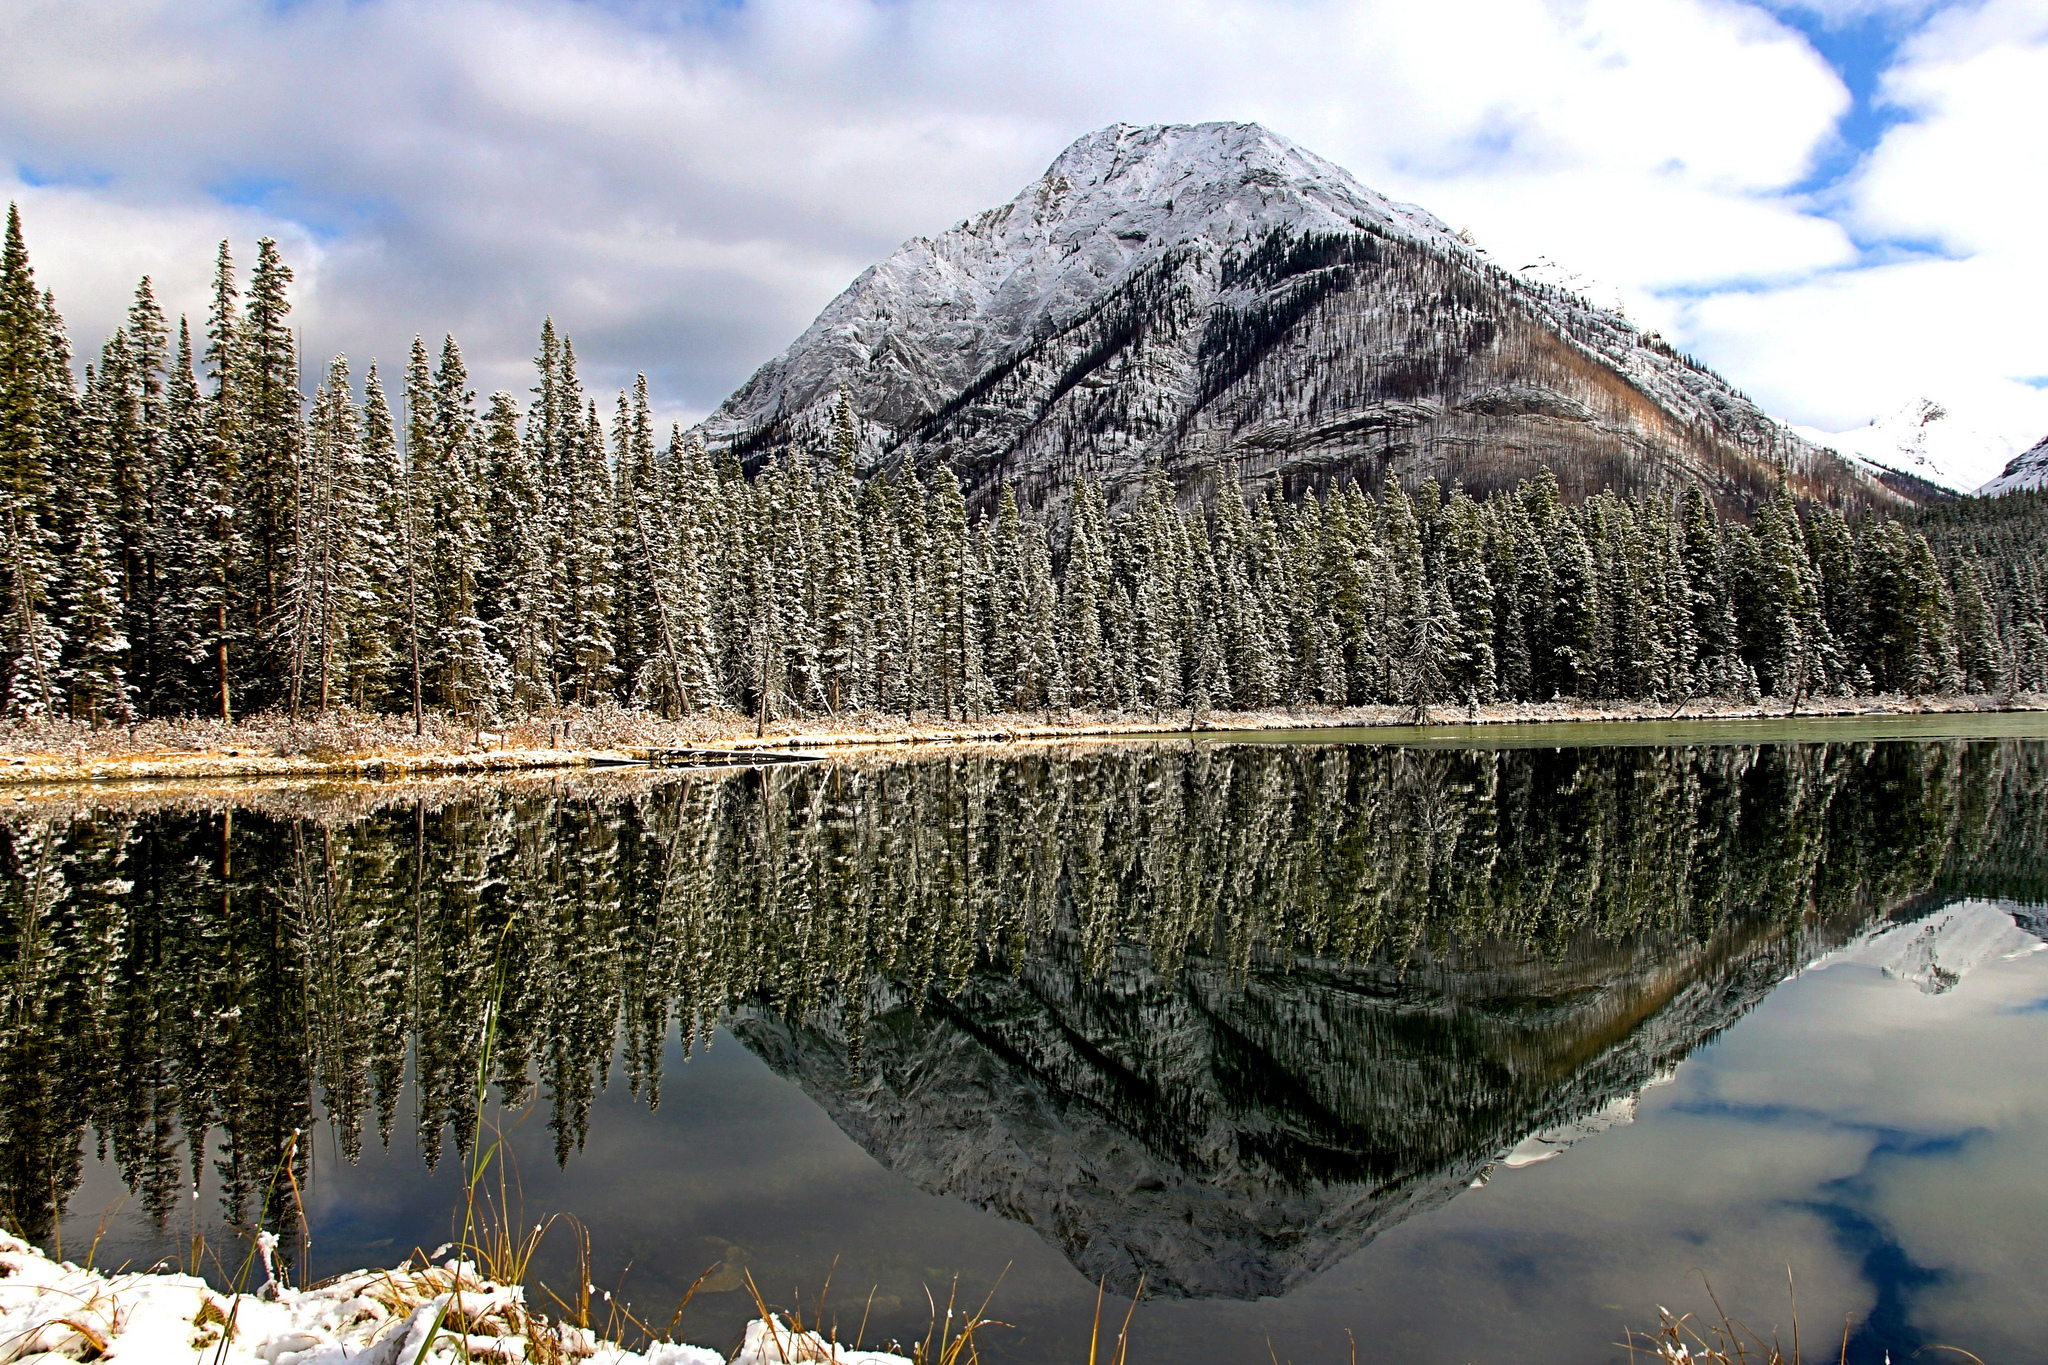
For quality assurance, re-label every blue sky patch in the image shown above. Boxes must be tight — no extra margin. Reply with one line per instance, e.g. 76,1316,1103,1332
1763,4,1925,197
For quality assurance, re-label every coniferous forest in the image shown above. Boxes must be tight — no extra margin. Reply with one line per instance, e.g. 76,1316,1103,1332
3,209,2045,731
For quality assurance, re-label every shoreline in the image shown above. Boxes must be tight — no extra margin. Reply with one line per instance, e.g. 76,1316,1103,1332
0,693,2041,786
0,1229,900,1365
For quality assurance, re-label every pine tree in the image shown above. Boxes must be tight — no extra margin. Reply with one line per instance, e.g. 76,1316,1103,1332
0,207,64,716
121,277,173,711
192,241,244,722
286,356,372,716
564,397,616,707
491,390,554,714
425,336,504,718
240,238,302,700
930,466,971,719
64,367,132,726
156,318,209,710
357,366,407,710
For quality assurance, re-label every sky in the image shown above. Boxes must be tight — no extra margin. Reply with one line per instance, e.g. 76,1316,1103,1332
2,0,2044,457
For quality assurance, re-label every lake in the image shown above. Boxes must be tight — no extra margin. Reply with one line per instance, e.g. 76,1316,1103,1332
10,716,2048,1364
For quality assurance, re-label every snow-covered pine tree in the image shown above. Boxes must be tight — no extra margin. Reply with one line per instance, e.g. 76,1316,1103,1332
892,471,931,719
155,318,209,709
64,363,132,726
240,238,303,702
355,365,407,710
816,407,863,713
191,241,245,722
988,485,1029,707
929,465,971,719
1060,477,1110,710
0,205,63,715
564,396,617,707
663,430,721,711
491,387,555,715
1440,488,1495,704
119,277,174,711
1022,512,1065,711
609,386,654,701
426,337,506,718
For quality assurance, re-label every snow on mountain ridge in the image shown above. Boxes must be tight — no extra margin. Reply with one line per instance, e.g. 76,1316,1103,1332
702,121,1468,449
699,120,1892,516
1794,398,2015,495
1980,432,2048,496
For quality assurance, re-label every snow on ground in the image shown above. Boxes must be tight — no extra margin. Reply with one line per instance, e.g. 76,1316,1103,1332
1792,398,2016,495
0,1231,911,1365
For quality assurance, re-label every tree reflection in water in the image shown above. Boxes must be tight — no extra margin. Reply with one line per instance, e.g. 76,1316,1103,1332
0,736,2041,1293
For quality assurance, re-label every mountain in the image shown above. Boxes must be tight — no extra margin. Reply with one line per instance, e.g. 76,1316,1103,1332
1980,432,2048,496
698,121,1894,515
1793,398,2012,496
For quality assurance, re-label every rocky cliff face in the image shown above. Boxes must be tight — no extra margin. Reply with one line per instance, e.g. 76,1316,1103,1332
729,906,1868,1301
698,121,1892,517
1981,432,2048,496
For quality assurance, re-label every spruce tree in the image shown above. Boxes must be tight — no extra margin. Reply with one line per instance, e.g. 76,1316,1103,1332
0,207,64,715
193,242,245,721
240,238,302,700
357,366,407,710
64,368,132,725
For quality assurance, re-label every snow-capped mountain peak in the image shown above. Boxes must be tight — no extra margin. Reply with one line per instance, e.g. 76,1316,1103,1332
1794,398,2015,495
703,121,1468,449
700,120,1887,516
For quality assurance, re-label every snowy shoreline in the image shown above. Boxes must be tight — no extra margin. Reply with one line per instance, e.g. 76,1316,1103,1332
0,694,2041,787
0,1230,909,1365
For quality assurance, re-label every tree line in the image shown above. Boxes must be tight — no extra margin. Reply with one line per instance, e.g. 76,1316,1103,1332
2,736,2036,1248
2,209,2043,729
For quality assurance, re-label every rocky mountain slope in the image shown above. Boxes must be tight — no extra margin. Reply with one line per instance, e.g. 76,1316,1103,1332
730,905,1871,1300
1980,432,2048,495
698,121,1892,516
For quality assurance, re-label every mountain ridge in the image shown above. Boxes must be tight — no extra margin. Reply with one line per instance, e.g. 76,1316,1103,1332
695,120,1895,517
1981,431,2048,496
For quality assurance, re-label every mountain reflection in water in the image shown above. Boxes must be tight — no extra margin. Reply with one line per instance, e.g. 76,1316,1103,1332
1,736,2043,1303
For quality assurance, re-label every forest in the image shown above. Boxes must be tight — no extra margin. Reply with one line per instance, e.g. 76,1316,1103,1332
2,208,2045,730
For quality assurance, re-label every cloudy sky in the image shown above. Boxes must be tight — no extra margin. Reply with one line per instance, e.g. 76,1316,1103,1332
3,0,2044,452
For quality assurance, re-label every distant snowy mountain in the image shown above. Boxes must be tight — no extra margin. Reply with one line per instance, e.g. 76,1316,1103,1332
1793,399,2015,495
1980,432,2048,496
698,121,1893,515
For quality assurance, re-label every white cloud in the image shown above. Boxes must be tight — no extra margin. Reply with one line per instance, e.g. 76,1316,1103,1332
0,0,2041,448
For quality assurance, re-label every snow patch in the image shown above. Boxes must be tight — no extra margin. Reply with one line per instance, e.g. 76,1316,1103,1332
1793,399,2015,495
1807,900,2045,994
0,1231,909,1365
1501,1066,1679,1168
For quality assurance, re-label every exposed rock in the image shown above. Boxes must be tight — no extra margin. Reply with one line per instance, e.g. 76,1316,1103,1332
697,121,1894,518
1980,432,2048,496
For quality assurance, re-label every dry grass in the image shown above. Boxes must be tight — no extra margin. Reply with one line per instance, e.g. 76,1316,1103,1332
1620,1275,1986,1365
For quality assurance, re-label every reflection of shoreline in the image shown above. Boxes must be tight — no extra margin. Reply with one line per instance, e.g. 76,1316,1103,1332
0,694,2040,786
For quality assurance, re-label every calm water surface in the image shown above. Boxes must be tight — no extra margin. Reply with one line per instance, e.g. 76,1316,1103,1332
11,718,2048,1364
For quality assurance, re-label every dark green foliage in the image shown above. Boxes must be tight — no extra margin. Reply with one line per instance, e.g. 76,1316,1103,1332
0,208,2039,725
